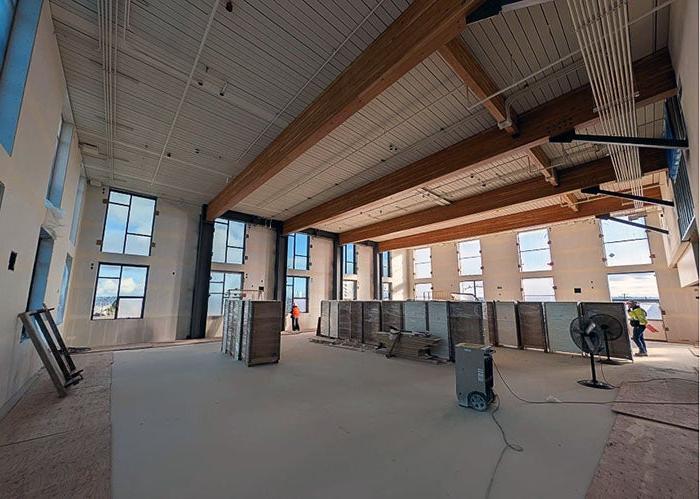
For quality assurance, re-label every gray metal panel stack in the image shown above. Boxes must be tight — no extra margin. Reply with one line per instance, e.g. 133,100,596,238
544,302,580,354
362,301,381,345
240,300,283,366
350,301,364,342
319,300,330,337
222,298,244,358
448,302,484,360
579,302,633,360
329,300,339,338
337,301,352,340
483,302,496,346
517,302,547,351
404,301,428,332
494,302,519,348
427,301,450,359
381,301,403,331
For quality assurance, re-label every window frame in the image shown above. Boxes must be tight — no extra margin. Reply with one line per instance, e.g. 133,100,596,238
381,281,392,300
381,251,392,278
413,247,432,279
521,276,556,302
517,228,552,272
55,253,73,325
286,275,309,313
213,218,247,264
91,263,149,320
459,279,484,300
0,1,17,73
100,189,157,256
599,215,652,267
343,244,357,275
342,279,357,300
457,239,482,276
607,271,662,320
287,233,310,270
414,282,433,300
207,270,244,316
46,118,73,208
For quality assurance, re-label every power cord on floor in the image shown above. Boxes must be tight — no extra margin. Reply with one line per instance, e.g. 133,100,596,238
485,394,523,499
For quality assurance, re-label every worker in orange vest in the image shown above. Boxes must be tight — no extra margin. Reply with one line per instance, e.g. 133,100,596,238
291,303,301,332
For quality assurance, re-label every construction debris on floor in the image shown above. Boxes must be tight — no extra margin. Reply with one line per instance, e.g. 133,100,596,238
222,299,283,366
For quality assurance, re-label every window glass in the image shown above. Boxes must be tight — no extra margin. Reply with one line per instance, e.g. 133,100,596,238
608,272,662,320
413,247,431,278
600,216,652,266
343,244,356,275
101,190,156,256
286,276,309,312
46,120,74,208
55,254,73,324
69,177,86,244
459,280,484,300
414,283,432,300
212,219,246,264
518,229,551,272
458,239,482,276
0,0,17,73
381,281,392,300
521,277,555,301
381,251,392,278
92,263,148,319
342,279,357,300
287,233,310,270
207,271,243,316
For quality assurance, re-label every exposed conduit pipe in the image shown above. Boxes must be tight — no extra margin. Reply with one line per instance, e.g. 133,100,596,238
150,0,221,185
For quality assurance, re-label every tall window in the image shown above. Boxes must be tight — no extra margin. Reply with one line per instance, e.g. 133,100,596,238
208,271,243,316
46,119,74,208
600,216,652,266
459,280,484,300
517,228,552,272
0,0,16,72
413,247,431,278
382,281,392,300
342,279,357,300
55,254,73,324
287,233,310,270
286,276,309,312
213,219,246,264
69,177,86,245
343,244,356,275
101,190,156,256
381,251,392,278
521,277,555,302
414,283,432,300
458,239,482,276
608,272,662,320
92,263,148,320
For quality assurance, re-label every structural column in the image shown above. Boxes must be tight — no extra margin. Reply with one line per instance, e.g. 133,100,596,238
189,205,214,339
273,228,288,304
332,237,342,300
372,242,381,300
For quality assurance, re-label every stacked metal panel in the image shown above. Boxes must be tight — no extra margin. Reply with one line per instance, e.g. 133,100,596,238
494,302,519,348
362,301,381,345
337,301,352,340
427,301,450,359
517,302,547,351
329,300,339,338
580,302,633,360
240,301,283,366
483,301,496,346
544,302,581,354
403,301,428,332
350,301,364,342
222,299,244,358
381,301,403,331
319,300,330,337
448,302,484,360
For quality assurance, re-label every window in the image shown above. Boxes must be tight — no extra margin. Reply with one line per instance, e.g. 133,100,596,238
92,263,148,320
46,119,73,208
458,239,482,276
343,244,356,275
207,271,243,316
381,282,392,300
518,228,552,272
286,276,309,313
414,283,433,300
413,247,431,278
101,190,156,256
342,279,357,300
600,216,652,266
0,0,16,72
459,280,484,300
381,251,392,278
24,229,54,339
55,254,73,324
608,272,662,320
69,177,86,245
521,277,555,302
287,233,310,270
213,219,245,264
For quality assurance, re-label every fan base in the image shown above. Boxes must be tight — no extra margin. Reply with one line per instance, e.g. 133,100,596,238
598,358,624,365
578,379,615,390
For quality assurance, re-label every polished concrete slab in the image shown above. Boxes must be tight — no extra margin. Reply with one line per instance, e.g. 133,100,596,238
110,334,639,499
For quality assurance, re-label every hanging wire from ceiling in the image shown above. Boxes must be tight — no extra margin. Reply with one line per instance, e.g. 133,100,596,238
97,0,120,181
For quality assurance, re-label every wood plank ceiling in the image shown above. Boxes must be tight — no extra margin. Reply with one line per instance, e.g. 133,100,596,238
50,0,673,245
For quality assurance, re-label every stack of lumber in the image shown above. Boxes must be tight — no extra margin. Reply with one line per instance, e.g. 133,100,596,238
222,300,283,366
375,330,441,361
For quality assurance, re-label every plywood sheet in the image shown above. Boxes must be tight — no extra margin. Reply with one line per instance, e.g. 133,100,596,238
427,301,450,359
544,302,580,354
494,301,519,348
350,301,364,342
381,301,403,331
329,301,339,338
517,302,547,350
579,302,633,360
242,301,282,366
319,301,330,337
448,302,484,360
404,301,428,332
337,301,352,340
613,378,699,430
362,301,381,345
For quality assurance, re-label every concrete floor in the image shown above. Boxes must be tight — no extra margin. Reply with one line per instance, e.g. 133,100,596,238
109,334,640,499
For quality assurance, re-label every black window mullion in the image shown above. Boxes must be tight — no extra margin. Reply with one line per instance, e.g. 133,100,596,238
122,197,133,254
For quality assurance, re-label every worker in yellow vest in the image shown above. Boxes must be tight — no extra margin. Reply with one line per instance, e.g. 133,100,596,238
626,301,648,357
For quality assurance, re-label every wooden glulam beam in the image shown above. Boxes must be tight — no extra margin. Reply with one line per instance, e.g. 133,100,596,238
283,49,675,234
206,0,485,221
527,146,558,186
377,186,662,252
338,148,666,244
561,192,579,212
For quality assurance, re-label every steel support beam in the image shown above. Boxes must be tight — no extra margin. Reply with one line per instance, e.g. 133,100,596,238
581,186,674,207
332,237,342,300
372,242,381,300
595,214,669,235
550,130,689,150
188,205,214,339
273,229,288,303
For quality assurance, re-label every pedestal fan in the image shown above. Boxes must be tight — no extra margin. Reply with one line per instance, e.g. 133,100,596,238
569,314,623,389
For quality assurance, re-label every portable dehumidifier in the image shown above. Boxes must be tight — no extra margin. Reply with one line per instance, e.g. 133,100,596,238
455,342,495,411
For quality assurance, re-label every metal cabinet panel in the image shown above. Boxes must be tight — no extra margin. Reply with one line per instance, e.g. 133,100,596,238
494,302,519,348
517,302,547,350
544,302,581,354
